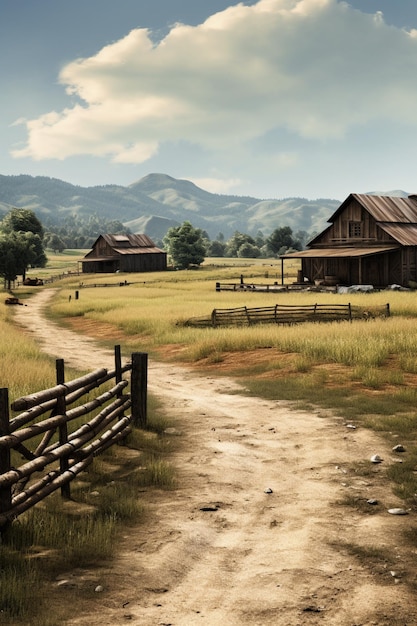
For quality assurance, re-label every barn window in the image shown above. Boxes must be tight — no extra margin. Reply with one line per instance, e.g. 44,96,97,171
349,221,363,238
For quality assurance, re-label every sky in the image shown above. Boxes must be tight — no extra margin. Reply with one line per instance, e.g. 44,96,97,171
1,0,417,200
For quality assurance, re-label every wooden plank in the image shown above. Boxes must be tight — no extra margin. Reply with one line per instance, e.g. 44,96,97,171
0,389,11,529
11,368,108,412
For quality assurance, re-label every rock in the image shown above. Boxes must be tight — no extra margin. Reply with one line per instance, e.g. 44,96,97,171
199,503,219,511
388,508,408,515
367,499,378,505
392,444,405,453
164,427,182,436
95,585,104,593
370,454,383,463
264,488,273,494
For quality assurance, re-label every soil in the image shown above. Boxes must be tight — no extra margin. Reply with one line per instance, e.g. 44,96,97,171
12,289,417,626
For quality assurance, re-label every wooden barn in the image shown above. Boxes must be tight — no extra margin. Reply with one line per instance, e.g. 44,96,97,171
81,234,167,273
281,193,417,288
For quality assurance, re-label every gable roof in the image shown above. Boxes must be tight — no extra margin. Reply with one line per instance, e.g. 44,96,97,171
83,233,166,261
329,193,417,224
94,233,165,253
100,233,158,248
306,193,417,248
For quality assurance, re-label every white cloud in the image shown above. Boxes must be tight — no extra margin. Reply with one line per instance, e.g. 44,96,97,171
11,0,417,170
190,177,243,194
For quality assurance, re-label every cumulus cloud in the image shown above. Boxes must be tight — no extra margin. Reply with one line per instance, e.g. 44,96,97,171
11,0,417,167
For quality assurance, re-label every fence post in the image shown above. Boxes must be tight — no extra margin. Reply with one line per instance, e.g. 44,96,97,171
386,303,390,317
115,344,122,397
0,388,12,531
131,353,148,428
56,359,71,499
348,302,352,322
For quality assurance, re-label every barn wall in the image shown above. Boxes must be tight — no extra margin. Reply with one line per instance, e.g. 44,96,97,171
318,199,396,246
118,252,167,272
302,250,409,287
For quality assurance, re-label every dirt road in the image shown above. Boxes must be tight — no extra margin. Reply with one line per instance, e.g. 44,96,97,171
13,290,417,625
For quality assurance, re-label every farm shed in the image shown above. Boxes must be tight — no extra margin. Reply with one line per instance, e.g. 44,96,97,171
81,234,167,273
280,193,417,288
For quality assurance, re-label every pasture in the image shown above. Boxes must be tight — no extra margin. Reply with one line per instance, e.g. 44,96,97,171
37,256,417,481
3,251,417,623
5,251,417,424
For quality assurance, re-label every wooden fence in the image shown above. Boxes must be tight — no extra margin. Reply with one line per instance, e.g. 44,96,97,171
216,281,288,293
184,303,390,328
0,346,148,531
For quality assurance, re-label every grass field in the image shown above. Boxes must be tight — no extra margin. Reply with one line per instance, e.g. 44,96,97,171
2,251,417,623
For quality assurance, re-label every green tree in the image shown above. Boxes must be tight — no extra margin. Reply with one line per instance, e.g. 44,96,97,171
225,231,256,257
163,221,206,269
46,233,66,253
0,233,30,288
0,208,47,271
267,226,298,255
206,240,226,257
1,208,44,239
237,242,261,258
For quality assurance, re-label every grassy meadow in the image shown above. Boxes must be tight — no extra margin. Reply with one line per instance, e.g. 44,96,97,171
4,250,417,444
34,255,417,506
2,251,417,622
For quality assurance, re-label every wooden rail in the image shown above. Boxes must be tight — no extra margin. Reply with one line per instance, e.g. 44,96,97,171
216,282,288,292
184,303,390,328
0,346,148,531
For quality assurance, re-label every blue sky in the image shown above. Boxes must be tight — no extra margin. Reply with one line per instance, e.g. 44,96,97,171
1,0,417,200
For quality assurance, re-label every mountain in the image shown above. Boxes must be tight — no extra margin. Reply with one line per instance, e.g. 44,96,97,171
0,172,345,240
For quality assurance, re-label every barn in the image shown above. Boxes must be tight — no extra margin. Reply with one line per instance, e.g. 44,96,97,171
81,234,167,273
281,193,417,288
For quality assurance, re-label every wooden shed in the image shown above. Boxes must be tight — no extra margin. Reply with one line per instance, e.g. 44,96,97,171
81,234,167,273
281,193,417,288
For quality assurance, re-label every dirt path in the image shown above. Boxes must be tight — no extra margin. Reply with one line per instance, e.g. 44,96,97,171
13,289,417,625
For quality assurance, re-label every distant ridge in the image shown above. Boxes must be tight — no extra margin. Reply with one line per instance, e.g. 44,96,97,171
0,172,398,240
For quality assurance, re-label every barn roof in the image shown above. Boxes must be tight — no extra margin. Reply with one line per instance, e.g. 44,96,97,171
100,233,158,248
329,193,417,224
306,193,417,248
281,246,399,259
85,233,165,254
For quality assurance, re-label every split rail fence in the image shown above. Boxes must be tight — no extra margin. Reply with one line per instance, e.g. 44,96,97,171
184,303,390,328
0,346,148,531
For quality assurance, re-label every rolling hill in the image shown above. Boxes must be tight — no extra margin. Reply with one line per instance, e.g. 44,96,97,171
0,172,345,240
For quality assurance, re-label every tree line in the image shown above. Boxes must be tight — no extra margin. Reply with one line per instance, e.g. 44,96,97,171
163,221,308,269
0,207,310,284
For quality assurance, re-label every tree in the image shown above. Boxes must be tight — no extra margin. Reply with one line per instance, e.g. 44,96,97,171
237,242,261,258
0,233,29,288
45,233,66,253
206,240,226,257
267,226,297,256
225,231,256,257
163,221,206,269
1,208,44,239
0,208,47,272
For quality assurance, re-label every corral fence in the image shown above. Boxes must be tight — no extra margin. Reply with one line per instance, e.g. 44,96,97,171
184,303,390,328
0,346,148,531
216,281,288,293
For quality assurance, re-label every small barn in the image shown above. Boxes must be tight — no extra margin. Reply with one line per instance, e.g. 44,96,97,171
81,234,167,273
281,193,417,288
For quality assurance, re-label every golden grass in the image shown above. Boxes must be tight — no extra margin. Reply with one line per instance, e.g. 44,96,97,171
46,274,417,371
3,255,417,621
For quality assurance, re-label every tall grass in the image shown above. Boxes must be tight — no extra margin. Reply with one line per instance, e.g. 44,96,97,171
4,259,417,619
